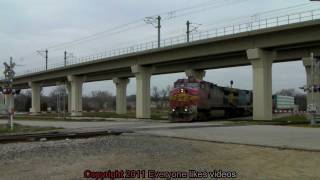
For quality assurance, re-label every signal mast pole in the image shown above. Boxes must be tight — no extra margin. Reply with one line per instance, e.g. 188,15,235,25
3,57,16,130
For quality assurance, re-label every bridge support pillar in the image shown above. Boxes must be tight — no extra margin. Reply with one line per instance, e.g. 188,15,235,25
29,82,41,115
247,48,274,120
303,57,320,109
185,69,206,80
66,83,72,113
113,78,130,114
67,75,84,116
131,65,154,119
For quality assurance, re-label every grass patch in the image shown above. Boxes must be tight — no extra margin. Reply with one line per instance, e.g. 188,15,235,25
82,112,136,118
0,123,61,134
83,111,168,120
13,111,169,122
274,115,308,122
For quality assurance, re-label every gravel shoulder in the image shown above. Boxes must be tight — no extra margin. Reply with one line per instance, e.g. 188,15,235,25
0,134,319,180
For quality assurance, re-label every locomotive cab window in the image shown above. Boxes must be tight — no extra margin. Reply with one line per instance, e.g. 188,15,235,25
174,83,199,88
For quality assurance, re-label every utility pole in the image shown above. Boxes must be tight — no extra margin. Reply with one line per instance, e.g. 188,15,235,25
157,16,161,48
64,51,67,67
145,15,161,48
45,49,48,70
185,21,201,43
36,49,48,70
186,21,190,42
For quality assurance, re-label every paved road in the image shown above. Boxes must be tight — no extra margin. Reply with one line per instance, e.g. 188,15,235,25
140,125,320,151
1,119,319,151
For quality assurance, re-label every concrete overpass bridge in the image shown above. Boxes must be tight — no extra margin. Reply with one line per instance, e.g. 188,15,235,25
4,10,320,120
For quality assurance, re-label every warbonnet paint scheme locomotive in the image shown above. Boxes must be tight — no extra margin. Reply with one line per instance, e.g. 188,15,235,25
169,78,252,122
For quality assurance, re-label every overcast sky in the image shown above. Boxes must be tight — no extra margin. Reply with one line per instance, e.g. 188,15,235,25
1,0,319,95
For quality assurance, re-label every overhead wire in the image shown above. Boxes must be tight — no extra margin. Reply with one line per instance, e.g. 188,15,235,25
43,0,227,51
198,3,318,31
18,0,318,68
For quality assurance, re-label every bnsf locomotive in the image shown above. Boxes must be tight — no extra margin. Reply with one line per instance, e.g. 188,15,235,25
169,78,253,122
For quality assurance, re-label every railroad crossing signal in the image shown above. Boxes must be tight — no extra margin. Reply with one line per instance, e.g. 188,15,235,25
300,84,320,93
3,57,15,79
2,57,19,130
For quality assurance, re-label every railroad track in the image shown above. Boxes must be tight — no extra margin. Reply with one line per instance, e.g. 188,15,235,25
0,129,132,143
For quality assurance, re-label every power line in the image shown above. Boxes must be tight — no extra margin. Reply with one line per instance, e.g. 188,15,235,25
197,3,318,31
162,0,251,21
42,0,240,51
19,0,317,67
46,20,146,51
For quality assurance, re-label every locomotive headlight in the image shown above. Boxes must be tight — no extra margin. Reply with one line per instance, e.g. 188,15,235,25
184,108,188,112
180,89,184,93
172,108,175,112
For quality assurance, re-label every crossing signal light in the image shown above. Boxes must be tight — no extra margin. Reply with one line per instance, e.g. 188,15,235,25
2,88,12,94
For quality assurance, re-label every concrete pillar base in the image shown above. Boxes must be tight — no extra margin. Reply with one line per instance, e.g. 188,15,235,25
247,48,274,120
131,65,155,119
67,75,85,117
29,112,40,116
185,69,206,80
113,78,130,114
28,82,41,114
71,112,82,116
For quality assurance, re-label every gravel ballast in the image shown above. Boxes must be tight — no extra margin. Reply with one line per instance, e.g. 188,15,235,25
0,134,319,180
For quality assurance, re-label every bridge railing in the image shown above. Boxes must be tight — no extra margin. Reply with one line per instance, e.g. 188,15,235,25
15,9,320,77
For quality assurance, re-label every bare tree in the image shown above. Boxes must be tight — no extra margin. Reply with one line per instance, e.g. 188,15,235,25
82,91,115,111
276,89,297,96
152,86,160,107
14,90,31,112
160,87,168,109
45,86,67,112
